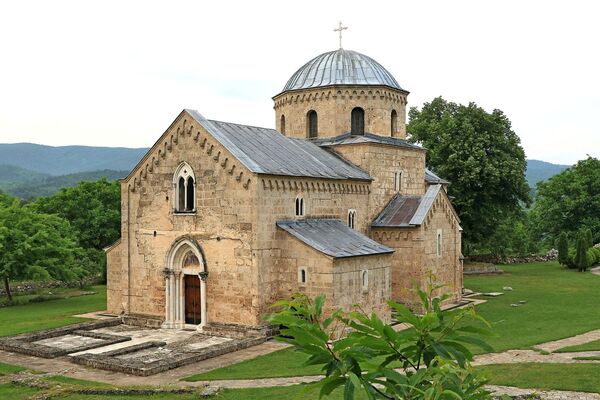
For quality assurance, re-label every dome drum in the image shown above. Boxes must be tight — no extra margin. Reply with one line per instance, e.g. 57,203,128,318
274,49,408,139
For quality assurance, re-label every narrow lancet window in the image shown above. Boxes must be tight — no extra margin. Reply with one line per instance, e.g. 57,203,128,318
307,110,318,138
351,107,365,135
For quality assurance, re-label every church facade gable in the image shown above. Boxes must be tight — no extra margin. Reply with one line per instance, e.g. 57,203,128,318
107,110,263,328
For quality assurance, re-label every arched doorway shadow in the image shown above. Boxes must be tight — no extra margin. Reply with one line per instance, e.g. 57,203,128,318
162,237,208,330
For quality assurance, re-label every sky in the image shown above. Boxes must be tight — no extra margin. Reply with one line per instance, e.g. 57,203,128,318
0,0,598,165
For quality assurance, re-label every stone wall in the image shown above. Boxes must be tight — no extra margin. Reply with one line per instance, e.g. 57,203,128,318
331,143,426,223
332,254,392,323
421,193,463,303
107,111,261,326
273,85,408,139
274,229,391,322
257,176,371,316
371,191,462,309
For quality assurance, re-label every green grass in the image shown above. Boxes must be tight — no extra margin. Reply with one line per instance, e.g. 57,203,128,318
465,261,600,353
478,363,600,393
0,381,361,400
0,383,40,400
46,375,113,388
0,362,26,375
183,347,324,381
555,339,600,353
574,356,600,361
184,261,600,381
0,285,106,337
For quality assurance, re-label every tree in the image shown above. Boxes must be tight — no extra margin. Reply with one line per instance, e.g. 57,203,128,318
0,190,16,208
31,179,120,280
557,232,570,267
267,283,493,399
0,204,84,301
574,231,590,272
407,97,530,252
584,228,594,249
529,157,600,246
31,179,120,249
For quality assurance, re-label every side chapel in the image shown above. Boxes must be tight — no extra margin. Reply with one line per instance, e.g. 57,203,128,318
106,45,463,333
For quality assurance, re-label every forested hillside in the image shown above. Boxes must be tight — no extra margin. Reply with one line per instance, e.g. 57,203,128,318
6,169,128,199
0,143,147,175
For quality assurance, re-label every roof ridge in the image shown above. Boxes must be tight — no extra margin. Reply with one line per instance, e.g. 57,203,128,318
207,119,277,132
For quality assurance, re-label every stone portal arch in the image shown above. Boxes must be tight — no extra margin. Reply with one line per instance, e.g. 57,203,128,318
162,237,208,330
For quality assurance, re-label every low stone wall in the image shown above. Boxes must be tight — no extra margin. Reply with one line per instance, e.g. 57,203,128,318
463,262,504,275
70,335,268,376
0,319,123,358
0,277,100,296
466,251,558,265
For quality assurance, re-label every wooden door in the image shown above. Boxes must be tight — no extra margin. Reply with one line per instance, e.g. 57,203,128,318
184,275,201,325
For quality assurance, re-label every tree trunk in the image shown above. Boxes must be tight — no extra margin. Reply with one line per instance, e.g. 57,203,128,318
3,276,12,302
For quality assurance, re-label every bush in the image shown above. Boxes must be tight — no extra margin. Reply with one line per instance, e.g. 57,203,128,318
566,248,578,269
557,232,569,266
267,284,494,399
588,247,600,267
575,231,591,272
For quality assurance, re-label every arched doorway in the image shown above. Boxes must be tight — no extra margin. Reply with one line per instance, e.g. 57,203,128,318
163,238,207,330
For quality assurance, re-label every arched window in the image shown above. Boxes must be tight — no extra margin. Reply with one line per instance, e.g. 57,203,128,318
295,196,305,217
174,162,196,213
280,115,286,135
351,107,365,135
298,267,307,286
347,209,356,229
361,270,369,292
307,110,318,138
391,110,398,135
394,171,402,192
437,229,443,257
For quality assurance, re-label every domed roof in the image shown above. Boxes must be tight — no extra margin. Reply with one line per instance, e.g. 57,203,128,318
282,49,403,92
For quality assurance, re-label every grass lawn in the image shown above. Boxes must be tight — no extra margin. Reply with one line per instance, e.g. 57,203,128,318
0,285,106,337
465,261,600,353
555,339,600,353
183,347,323,381
183,261,600,381
0,378,360,400
478,363,600,393
0,362,26,375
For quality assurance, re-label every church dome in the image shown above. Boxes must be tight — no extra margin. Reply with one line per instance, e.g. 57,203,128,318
282,49,403,92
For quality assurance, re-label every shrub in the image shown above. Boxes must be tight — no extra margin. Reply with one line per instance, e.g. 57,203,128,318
557,232,570,266
267,284,494,400
588,247,600,267
575,231,591,272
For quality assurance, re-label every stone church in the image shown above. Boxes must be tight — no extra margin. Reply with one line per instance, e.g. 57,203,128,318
106,47,463,334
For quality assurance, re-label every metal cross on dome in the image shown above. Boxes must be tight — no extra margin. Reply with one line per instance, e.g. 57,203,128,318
334,21,348,49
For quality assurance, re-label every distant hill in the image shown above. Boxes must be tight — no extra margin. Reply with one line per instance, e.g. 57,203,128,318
526,159,571,189
0,143,147,176
0,164,49,187
6,169,128,199
0,142,573,199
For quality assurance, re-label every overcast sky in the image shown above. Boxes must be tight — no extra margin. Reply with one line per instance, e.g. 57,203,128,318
0,0,598,165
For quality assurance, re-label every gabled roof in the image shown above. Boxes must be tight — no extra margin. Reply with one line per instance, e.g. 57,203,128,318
425,168,449,184
186,110,371,181
277,219,394,258
371,184,443,228
313,132,424,151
